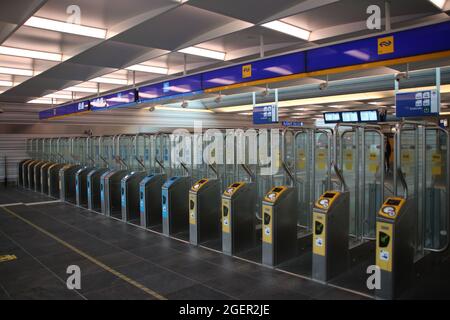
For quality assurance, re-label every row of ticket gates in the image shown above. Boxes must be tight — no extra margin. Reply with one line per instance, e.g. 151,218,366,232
16,148,437,299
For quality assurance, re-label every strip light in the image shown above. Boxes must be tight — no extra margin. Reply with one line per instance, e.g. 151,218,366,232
28,98,53,104
44,93,72,99
25,16,107,39
91,77,128,85
65,86,98,93
155,106,213,113
0,67,33,76
262,20,311,41
0,46,62,62
178,46,226,60
126,64,168,74
428,0,446,9
0,80,13,87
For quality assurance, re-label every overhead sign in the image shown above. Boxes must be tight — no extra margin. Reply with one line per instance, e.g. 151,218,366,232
282,121,304,127
395,90,439,117
253,104,278,125
91,89,137,111
38,101,90,120
138,74,202,101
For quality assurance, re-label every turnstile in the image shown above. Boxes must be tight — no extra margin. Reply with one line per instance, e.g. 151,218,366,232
75,167,94,207
40,162,54,194
189,179,221,246
262,186,298,267
121,171,147,224
375,197,415,300
312,191,350,282
222,182,257,256
47,163,66,198
101,169,129,217
139,174,166,228
17,159,31,187
59,164,83,203
27,160,42,190
87,168,110,212
161,176,191,236
34,160,50,192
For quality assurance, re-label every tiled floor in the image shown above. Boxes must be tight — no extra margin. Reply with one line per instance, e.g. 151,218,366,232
11,186,450,300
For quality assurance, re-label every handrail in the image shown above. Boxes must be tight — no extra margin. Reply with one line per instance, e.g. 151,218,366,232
396,168,408,199
281,160,296,187
241,164,255,182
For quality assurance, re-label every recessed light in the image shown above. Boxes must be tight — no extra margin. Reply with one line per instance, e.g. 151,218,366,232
126,64,168,74
262,20,311,40
90,77,128,85
0,67,34,76
178,46,226,60
0,46,62,62
24,16,107,39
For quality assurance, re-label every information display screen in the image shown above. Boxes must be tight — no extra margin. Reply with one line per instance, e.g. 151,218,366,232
341,111,359,122
360,110,379,122
323,112,341,123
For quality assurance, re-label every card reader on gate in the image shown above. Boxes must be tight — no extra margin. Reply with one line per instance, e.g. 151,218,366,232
375,196,414,300
222,182,256,256
312,190,350,282
262,186,297,267
189,178,221,246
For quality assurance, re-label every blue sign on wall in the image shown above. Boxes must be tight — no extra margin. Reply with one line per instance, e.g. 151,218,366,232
91,89,137,111
395,90,439,117
203,52,305,90
253,104,279,125
282,121,304,127
138,74,202,101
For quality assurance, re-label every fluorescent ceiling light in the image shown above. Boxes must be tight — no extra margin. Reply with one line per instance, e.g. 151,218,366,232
28,98,53,104
0,66,33,76
126,64,168,74
0,46,62,62
91,77,128,85
44,93,72,99
25,16,107,39
428,0,446,9
262,20,311,40
178,46,226,60
65,86,98,93
0,80,13,87
155,106,213,113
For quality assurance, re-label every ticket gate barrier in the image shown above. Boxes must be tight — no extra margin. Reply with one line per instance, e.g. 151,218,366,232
162,176,191,236
87,168,110,212
139,174,166,228
34,161,50,192
27,160,42,190
75,167,94,207
59,164,83,203
189,178,221,246
312,191,350,282
101,169,129,217
48,163,66,198
222,182,257,256
375,196,415,300
20,159,33,188
262,186,298,267
121,171,147,224
17,159,31,187
40,162,54,194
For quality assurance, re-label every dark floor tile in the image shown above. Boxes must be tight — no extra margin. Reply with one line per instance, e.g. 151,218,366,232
84,282,155,300
1,269,60,295
203,273,266,298
96,251,143,268
11,280,84,300
167,284,233,300
135,270,197,295
78,270,126,294
129,244,180,262
116,261,165,279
